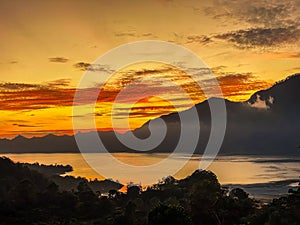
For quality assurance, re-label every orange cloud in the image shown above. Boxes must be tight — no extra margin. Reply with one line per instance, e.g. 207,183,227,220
216,73,272,101
0,63,274,138
0,84,76,110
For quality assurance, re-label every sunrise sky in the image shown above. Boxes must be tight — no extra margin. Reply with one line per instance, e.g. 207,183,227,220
0,0,299,138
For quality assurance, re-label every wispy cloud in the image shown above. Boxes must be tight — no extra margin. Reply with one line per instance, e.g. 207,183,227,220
201,0,300,51
240,4,295,28
48,57,69,63
186,35,212,45
288,52,300,58
205,0,299,28
114,31,136,37
12,124,40,128
45,79,71,87
114,30,156,38
218,75,271,100
214,26,300,49
0,79,75,110
0,79,71,90
0,65,272,112
187,26,300,50
0,83,41,90
255,52,300,59
97,65,205,104
73,62,114,73
291,67,300,71
203,67,272,100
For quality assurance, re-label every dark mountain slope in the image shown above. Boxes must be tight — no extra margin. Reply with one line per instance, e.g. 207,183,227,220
0,74,299,155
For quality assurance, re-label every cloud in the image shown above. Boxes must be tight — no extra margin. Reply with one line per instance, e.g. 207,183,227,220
114,31,136,37
73,62,114,73
214,26,300,49
202,69,272,100
186,35,212,45
97,65,206,104
205,0,299,28
100,64,272,104
111,102,192,119
288,52,300,58
134,68,173,76
0,83,41,90
0,79,71,90
73,62,90,70
0,65,272,113
112,110,174,119
210,65,227,73
201,0,300,50
114,30,156,38
241,4,294,28
256,52,300,59
217,73,253,83
0,80,76,110
5,119,28,123
45,79,71,87
12,124,40,128
142,33,153,37
248,95,274,109
48,57,69,63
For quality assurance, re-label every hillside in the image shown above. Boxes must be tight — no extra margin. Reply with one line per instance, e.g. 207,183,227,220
0,74,299,155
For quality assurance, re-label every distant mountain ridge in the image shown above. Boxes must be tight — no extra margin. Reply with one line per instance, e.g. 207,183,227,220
1,73,299,155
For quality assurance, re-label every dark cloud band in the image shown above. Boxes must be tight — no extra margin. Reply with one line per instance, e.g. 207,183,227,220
48,57,69,63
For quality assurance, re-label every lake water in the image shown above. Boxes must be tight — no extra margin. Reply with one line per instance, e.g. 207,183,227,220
2,153,300,199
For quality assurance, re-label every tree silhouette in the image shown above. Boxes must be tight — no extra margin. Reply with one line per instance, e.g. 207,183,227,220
0,157,298,225
148,204,193,225
127,185,141,199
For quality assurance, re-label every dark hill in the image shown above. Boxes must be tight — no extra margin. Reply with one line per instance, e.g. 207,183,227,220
0,74,299,155
132,73,300,155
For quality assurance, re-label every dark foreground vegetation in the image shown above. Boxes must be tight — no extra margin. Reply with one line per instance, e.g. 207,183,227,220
0,157,299,225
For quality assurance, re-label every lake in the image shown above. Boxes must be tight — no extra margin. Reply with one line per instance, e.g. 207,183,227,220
2,153,300,199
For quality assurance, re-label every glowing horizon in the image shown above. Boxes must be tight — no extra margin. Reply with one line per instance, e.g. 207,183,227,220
0,0,299,138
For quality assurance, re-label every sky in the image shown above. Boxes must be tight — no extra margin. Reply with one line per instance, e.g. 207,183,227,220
0,0,299,138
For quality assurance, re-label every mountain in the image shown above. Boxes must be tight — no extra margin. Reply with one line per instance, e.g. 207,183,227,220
0,74,299,155
130,73,300,155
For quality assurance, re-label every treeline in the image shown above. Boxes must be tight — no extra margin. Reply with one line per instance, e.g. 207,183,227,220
0,156,299,225
22,162,73,176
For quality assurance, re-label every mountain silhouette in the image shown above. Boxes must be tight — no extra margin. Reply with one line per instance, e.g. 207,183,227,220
130,73,300,155
0,74,299,155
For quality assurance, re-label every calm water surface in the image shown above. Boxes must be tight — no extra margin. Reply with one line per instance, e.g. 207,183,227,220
2,153,299,188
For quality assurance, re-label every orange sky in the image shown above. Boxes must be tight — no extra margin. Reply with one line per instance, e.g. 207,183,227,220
0,0,299,138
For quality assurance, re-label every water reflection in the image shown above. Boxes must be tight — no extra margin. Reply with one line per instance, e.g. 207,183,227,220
2,153,299,186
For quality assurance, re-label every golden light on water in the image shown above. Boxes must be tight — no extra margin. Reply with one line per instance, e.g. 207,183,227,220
4,153,299,186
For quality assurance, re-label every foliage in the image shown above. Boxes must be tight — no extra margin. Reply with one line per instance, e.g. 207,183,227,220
148,204,193,225
0,156,299,225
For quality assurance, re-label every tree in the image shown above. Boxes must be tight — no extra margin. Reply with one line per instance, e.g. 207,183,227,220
229,188,249,200
188,171,222,225
127,185,141,199
109,189,120,199
148,204,193,225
